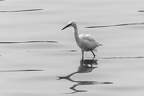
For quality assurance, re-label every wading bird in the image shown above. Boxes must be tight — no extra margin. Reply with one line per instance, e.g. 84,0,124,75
62,20,102,59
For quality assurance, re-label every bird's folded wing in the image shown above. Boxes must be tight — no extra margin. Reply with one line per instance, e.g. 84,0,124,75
79,34,96,42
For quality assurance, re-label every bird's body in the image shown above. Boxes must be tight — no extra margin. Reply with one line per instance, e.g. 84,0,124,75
62,20,101,59
78,34,98,51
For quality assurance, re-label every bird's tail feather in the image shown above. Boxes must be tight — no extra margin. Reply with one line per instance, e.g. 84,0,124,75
93,48,97,52
98,43,103,46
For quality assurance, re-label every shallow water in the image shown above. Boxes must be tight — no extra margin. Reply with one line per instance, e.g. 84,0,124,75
0,0,144,96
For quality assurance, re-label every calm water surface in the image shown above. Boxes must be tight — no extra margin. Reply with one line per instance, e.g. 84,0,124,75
0,0,144,96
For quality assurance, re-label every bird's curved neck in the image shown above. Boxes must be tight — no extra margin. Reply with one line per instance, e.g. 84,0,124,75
72,24,80,43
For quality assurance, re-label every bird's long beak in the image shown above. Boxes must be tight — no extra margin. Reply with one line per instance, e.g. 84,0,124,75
62,24,71,30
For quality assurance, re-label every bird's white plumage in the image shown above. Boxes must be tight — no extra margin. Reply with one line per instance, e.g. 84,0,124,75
78,34,98,51
79,34,95,42
62,20,101,59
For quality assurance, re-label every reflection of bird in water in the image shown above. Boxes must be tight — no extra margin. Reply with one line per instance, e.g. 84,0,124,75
58,59,97,94
80,58,98,67
58,59,97,79
58,59,112,94
62,20,102,59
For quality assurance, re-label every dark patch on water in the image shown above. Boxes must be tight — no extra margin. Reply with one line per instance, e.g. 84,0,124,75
0,41,58,44
63,50,77,52
0,9,43,12
104,86,144,91
101,82,113,84
138,10,144,12
27,49,77,53
99,56,144,59
86,22,144,28
0,69,43,72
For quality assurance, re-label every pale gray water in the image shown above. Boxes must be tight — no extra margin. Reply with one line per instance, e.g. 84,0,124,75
0,0,144,96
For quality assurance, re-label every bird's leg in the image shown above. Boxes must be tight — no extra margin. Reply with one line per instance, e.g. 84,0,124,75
91,51,95,59
81,50,84,59
80,58,84,66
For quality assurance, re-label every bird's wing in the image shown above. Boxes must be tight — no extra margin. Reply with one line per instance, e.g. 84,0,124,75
79,34,96,42
79,34,103,48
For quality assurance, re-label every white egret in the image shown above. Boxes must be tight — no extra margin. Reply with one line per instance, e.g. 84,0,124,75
62,20,102,59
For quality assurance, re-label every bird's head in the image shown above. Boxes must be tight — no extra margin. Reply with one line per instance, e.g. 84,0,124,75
62,20,76,30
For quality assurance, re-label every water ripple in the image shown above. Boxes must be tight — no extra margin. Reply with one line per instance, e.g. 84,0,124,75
0,69,43,72
86,22,144,28
27,50,77,53
99,56,144,59
0,9,43,12
0,41,58,44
